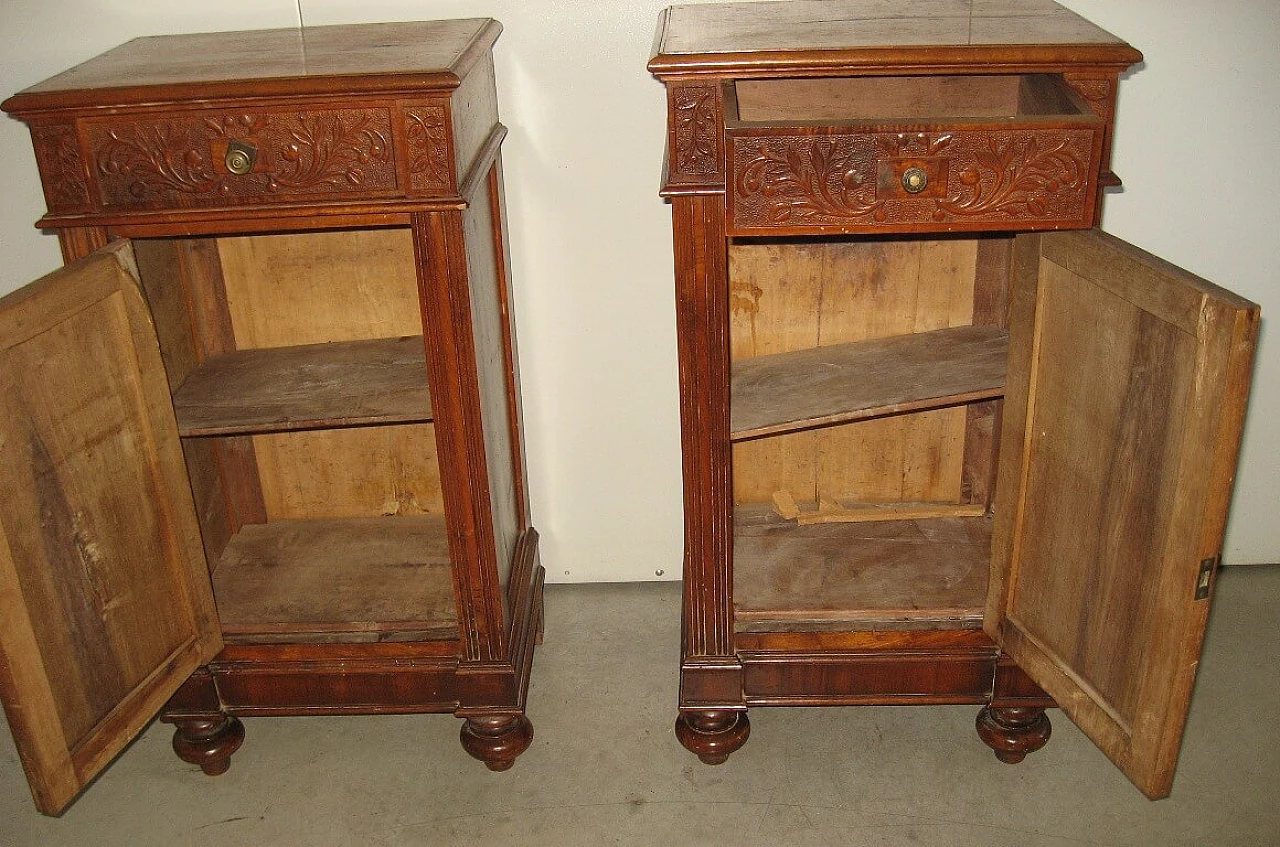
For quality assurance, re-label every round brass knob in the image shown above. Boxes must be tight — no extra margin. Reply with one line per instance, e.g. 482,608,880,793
902,167,928,194
224,141,256,176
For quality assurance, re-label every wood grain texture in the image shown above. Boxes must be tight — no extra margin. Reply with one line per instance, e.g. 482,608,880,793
172,336,432,436
5,20,501,107
0,245,220,814
649,0,1141,75
730,238,979,506
218,228,423,348
3,21,544,796
734,506,989,631
252,423,444,521
459,164,522,615
990,229,1259,798
212,516,457,642
732,324,1007,439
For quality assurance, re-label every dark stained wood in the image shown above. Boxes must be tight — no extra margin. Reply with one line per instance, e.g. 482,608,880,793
733,506,989,631
722,72,1105,236
0,244,222,815
2,22,505,226
213,516,457,642
0,19,542,809
989,229,1259,798
651,1,1252,795
649,0,1142,76
5,20,501,108
731,324,1008,440
172,336,432,436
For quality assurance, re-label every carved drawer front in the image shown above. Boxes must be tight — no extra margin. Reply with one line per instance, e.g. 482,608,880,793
78,103,445,213
724,75,1105,235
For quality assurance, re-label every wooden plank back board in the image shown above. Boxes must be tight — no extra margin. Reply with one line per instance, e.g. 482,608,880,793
730,237,977,505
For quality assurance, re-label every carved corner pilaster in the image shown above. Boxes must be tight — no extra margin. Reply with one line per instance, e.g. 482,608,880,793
667,83,723,187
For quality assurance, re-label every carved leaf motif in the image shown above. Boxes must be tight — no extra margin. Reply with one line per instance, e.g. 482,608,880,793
269,113,389,190
737,139,882,222
404,107,451,190
33,126,90,211
673,87,719,177
96,125,223,197
90,108,398,207
937,137,1084,218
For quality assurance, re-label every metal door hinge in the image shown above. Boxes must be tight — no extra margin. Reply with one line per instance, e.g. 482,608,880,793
1195,556,1218,600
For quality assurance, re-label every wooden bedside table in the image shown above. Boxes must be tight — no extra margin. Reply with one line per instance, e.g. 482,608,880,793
649,0,1258,798
0,19,541,815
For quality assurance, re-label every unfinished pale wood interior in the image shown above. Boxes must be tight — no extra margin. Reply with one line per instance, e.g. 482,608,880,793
132,228,456,644
729,236,1007,630
730,73,1086,123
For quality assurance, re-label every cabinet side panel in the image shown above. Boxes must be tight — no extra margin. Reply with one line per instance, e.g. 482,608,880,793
730,238,976,505
131,239,234,569
460,166,521,610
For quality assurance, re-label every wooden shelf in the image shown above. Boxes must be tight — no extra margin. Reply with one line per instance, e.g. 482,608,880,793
732,504,990,632
172,336,432,436
730,325,1008,441
212,515,457,644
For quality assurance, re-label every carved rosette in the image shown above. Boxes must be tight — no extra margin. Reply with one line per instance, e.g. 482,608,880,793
729,128,1099,231
31,124,91,213
403,105,453,193
669,84,722,184
87,108,397,209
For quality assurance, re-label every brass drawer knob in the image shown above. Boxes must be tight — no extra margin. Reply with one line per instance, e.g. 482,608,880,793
224,140,257,175
902,167,928,194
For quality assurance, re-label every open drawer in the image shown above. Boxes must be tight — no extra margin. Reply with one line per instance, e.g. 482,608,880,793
725,74,1105,235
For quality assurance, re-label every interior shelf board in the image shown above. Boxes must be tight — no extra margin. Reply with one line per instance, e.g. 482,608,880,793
731,325,1008,441
172,336,432,436
733,504,990,633
212,514,458,644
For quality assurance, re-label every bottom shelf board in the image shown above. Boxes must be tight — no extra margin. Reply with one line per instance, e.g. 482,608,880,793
212,515,458,644
733,505,990,632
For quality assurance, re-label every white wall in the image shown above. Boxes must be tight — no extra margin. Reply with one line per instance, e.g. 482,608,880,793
1,1,1275,580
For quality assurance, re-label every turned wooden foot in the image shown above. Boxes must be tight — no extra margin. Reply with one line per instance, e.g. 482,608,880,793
976,705,1051,764
459,714,534,771
171,716,245,776
675,709,750,765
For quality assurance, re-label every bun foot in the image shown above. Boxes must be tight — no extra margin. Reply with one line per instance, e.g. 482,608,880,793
976,705,1051,764
460,714,534,771
675,709,750,765
171,716,245,776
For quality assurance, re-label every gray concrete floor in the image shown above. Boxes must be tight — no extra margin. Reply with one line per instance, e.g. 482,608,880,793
2,566,1277,846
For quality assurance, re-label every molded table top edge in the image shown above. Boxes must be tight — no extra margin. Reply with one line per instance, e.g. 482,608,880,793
3,19,501,114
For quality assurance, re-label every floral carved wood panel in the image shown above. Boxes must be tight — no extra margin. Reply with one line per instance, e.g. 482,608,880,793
31,124,92,214
728,129,1101,233
668,84,722,185
85,108,401,209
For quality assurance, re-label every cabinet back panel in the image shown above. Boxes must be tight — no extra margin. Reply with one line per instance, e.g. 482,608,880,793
252,423,444,521
729,238,976,505
218,229,422,348
131,239,235,568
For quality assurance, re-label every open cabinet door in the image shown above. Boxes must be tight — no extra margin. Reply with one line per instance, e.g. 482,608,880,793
988,229,1258,799
0,242,223,815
